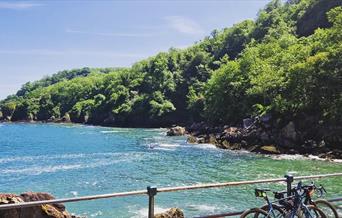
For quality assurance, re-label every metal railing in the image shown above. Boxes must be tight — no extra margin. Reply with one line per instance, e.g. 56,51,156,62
0,172,341,218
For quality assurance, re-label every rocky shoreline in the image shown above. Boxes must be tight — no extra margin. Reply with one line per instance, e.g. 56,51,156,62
167,117,342,160
0,192,81,218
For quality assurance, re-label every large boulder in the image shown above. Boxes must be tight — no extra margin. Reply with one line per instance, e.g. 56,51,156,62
0,192,79,218
154,208,184,218
167,126,186,136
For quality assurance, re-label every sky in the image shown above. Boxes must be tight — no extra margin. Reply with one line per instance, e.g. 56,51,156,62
0,0,270,99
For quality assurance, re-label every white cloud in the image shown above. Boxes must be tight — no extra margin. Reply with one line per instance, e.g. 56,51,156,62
164,16,205,35
0,49,147,58
66,29,154,38
0,2,42,10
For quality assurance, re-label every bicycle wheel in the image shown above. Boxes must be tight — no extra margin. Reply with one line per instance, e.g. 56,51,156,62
260,204,286,217
284,205,326,218
240,208,269,218
303,205,327,218
314,199,338,218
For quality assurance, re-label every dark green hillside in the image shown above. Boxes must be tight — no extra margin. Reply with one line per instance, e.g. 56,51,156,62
1,0,341,148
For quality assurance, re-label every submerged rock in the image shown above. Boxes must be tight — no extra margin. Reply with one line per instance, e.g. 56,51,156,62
0,192,80,218
154,208,184,218
167,126,186,136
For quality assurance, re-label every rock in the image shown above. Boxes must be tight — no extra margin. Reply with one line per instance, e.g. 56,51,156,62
167,126,186,136
281,121,297,141
154,208,184,218
0,192,80,218
27,113,34,121
197,137,206,143
208,134,218,144
224,127,238,135
187,135,198,143
259,145,280,154
260,131,270,143
61,113,71,123
0,111,3,120
48,116,56,122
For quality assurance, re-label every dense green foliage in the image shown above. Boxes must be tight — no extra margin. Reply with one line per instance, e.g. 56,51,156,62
1,0,341,144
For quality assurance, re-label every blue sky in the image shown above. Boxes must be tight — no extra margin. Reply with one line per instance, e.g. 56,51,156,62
0,0,270,99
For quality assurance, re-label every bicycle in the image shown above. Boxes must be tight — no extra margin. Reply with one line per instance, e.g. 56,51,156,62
240,182,327,218
281,182,326,218
299,182,339,218
240,188,285,218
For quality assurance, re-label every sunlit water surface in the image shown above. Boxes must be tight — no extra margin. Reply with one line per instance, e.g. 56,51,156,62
0,123,341,217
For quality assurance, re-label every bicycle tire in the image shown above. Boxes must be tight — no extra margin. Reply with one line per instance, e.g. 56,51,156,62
304,205,327,218
240,208,269,218
260,204,286,217
284,205,326,218
314,199,339,218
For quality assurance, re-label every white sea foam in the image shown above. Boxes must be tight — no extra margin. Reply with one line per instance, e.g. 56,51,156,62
270,154,342,162
159,143,180,148
194,143,217,150
70,191,78,196
131,206,168,218
187,204,218,213
90,211,103,217
100,130,125,133
154,147,175,151
0,152,145,164
0,153,145,175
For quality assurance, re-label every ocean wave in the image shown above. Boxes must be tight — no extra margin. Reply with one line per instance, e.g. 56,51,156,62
143,128,166,132
153,147,175,151
0,153,145,175
193,143,217,150
100,130,128,133
90,211,103,217
0,152,145,164
159,143,180,148
270,154,342,162
187,204,218,213
131,205,168,218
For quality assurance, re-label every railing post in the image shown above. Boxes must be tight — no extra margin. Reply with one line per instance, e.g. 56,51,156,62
285,174,294,196
147,186,157,218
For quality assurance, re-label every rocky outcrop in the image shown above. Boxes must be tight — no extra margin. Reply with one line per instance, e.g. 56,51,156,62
154,208,184,218
166,126,186,136
185,115,342,159
0,192,80,218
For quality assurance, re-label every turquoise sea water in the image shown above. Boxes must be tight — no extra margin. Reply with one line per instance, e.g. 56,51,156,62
0,123,341,217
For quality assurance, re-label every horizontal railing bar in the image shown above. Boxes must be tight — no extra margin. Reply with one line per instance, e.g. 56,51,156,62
328,197,342,202
0,190,147,210
157,178,286,193
0,172,341,210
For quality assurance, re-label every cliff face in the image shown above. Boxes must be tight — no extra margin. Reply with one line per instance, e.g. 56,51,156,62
0,192,80,218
